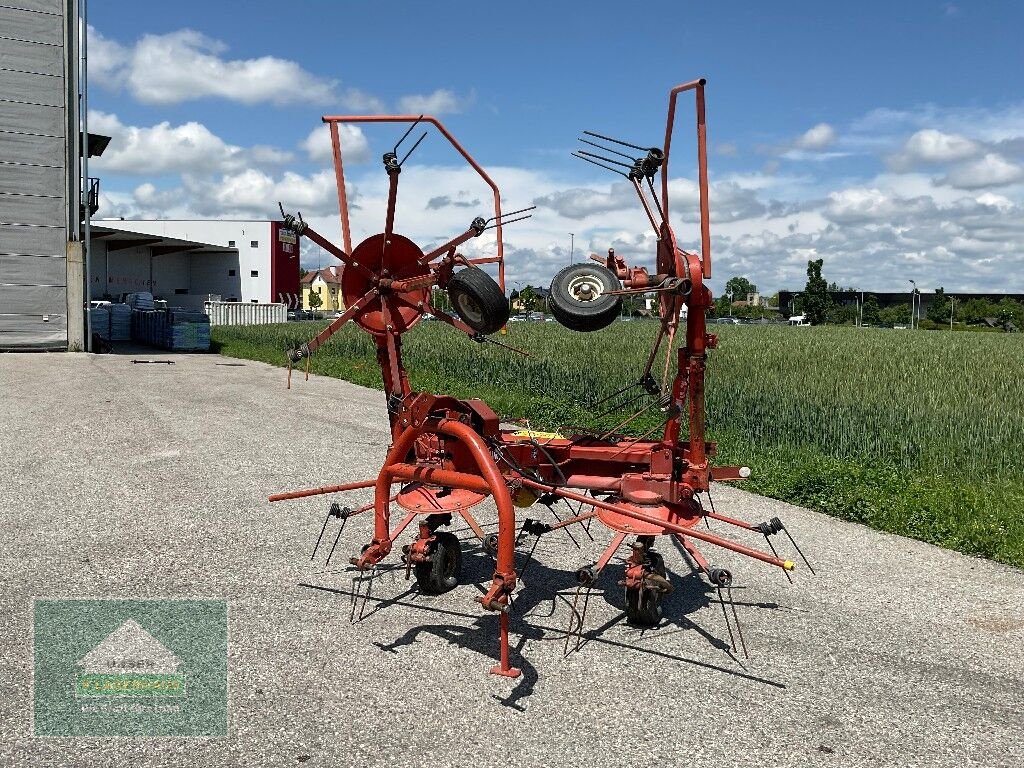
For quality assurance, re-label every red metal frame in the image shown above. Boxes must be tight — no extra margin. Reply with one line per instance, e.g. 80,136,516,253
271,81,801,678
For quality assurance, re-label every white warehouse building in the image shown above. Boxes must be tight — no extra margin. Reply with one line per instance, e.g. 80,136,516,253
89,219,301,311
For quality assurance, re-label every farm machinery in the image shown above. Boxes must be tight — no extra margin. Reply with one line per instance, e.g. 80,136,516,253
269,79,811,677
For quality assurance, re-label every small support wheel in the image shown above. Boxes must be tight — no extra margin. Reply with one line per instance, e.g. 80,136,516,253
625,551,666,627
447,267,510,335
547,263,622,332
414,531,463,595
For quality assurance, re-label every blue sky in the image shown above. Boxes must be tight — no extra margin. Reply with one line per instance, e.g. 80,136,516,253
87,1,1024,295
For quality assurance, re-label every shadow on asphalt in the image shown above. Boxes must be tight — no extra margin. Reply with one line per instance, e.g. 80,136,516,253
298,527,787,710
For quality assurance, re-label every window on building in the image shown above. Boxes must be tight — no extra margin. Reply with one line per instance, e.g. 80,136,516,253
228,269,236,276
228,240,236,247
316,286,322,294
250,240,259,248
174,288,188,295
250,270,259,277
251,299,258,303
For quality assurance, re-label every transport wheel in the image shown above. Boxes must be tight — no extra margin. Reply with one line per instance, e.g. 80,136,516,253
625,551,666,627
447,267,509,335
547,263,622,332
414,532,463,595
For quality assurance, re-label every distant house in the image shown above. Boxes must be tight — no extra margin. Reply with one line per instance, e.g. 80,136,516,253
301,267,344,311
511,286,549,312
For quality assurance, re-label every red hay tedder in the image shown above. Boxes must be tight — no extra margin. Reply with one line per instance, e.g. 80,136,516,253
269,79,812,677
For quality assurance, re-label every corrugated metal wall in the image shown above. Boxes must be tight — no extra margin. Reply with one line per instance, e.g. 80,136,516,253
0,0,72,349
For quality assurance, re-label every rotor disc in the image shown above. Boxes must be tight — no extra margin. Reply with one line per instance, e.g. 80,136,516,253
342,233,430,336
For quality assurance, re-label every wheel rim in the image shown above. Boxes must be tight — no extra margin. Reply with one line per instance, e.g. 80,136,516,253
566,273,606,303
443,546,457,577
455,293,484,325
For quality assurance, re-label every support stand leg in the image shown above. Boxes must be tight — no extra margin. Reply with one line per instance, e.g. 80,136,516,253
489,611,521,678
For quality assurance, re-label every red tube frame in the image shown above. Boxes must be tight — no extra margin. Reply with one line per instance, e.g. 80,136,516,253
324,116,506,293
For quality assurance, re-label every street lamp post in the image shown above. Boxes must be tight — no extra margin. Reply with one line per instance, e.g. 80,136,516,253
568,233,574,265
792,293,800,317
950,296,956,331
727,291,733,317
908,279,917,330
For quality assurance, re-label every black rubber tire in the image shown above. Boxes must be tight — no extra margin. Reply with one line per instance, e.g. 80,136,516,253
414,531,462,595
625,551,666,627
447,268,509,335
548,263,622,332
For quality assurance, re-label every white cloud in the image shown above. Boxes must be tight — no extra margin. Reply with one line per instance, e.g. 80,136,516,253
336,88,387,114
888,128,980,170
397,89,470,115
823,187,935,224
942,153,1024,189
87,26,129,89
794,123,837,150
300,124,370,164
89,27,338,105
89,111,292,175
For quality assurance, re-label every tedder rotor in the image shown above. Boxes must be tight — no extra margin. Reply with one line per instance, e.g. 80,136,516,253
269,79,813,678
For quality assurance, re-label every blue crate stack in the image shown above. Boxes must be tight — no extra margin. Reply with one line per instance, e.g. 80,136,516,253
130,308,211,351
109,303,132,341
88,306,111,339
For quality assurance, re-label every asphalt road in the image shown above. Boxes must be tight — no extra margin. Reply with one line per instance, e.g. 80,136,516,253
1,352,1022,767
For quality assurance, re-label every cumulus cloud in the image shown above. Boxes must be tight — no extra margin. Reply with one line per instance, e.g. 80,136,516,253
426,194,480,210
88,27,338,105
888,128,980,170
89,111,292,175
300,124,370,164
88,26,129,89
942,153,1024,189
397,89,471,115
822,187,936,224
532,183,636,219
795,123,837,150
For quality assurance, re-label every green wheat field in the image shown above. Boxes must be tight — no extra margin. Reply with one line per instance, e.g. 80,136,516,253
213,321,1024,568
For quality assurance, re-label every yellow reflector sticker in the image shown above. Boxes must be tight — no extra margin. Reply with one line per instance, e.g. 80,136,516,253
509,429,565,441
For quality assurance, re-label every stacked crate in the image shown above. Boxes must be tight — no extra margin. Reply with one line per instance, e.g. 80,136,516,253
130,308,211,351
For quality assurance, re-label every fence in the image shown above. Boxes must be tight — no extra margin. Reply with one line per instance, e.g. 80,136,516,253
203,302,287,327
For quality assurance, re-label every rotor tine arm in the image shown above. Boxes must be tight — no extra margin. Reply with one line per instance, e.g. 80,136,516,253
383,171,400,244
646,175,666,222
379,301,405,398
300,225,376,282
423,300,478,337
631,176,662,238
423,219,486,263
292,289,375,361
